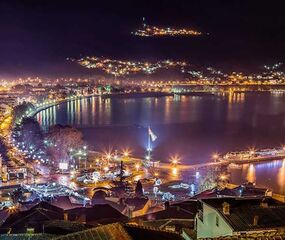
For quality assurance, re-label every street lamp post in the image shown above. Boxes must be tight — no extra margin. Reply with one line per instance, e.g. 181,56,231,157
83,145,87,171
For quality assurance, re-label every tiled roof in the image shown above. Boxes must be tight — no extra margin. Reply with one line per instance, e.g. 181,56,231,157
66,204,128,224
202,198,285,231
124,224,184,240
52,223,132,240
200,230,285,240
48,196,81,210
0,234,54,239
1,202,64,233
125,197,149,211
133,200,197,221
193,185,267,200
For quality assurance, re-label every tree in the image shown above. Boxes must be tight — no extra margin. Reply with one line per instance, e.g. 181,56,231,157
12,102,35,124
197,166,225,193
19,117,44,150
0,137,9,161
46,124,83,164
135,180,143,197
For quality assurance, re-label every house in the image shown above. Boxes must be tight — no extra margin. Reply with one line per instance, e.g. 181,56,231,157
48,196,82,210
65,204,128,225
124,224,184,240
91,190,151,218
192,184,271,200
91,189,128,214
52,223,131,240
195,197,285,239
124,197,151,217
52,223,183,240
198,231,285,240
0,202,64,233
131,200,197,232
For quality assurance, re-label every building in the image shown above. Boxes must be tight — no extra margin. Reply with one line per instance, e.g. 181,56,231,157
192,184,271,200
124,197,152,217
131,200,197,232
0,202,64,233
48,196,82,211
195,197,285,239
91,189,152,217
65,204,128,225
52,223,183,240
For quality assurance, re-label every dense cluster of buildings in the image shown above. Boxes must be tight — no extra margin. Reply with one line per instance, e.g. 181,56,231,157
1,183,285,239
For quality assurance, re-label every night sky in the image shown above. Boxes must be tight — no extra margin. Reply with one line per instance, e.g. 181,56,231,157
1,0,285,78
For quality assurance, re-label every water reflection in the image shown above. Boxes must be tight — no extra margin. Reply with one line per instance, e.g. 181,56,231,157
246,164,256,183
36,93,285,194
278,159,285,191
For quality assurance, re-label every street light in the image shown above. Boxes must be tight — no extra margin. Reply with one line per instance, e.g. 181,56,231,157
106,153,112,160
135,163,140,171
212,153,219,162
219,174,227,181
170,155,180,165
249,148,255,155
172,167,178,176
123,149,131,157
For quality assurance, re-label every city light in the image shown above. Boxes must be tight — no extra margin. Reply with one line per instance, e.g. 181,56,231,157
212,153,219,161
249,148,256,155
135,163,140,171
170,155,181,165
122,148,131,157
219,174,227,181
74,56,187,77
132,20,202,37
172,167,178,176
1,3,285,239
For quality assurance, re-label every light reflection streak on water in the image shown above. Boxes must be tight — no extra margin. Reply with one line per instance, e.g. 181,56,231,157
34,94,285,194
246,164,256,183
91,96,96,125
278,159,285,191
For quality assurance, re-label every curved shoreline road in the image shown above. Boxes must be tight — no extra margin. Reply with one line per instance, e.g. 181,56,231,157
30,91,172,118
28,93,98,118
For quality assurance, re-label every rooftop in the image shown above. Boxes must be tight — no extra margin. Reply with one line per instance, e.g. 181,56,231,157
199,230,285,240
202,197,285,232
66,204,128,224
193,184,269,200
134,200,197,222
52,223,132,240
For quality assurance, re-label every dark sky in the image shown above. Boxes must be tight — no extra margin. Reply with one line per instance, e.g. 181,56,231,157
1,0,285,78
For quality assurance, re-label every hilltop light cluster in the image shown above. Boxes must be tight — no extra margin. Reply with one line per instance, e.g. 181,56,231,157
73,56,285,85
75,56,187,76
132,24,202,37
